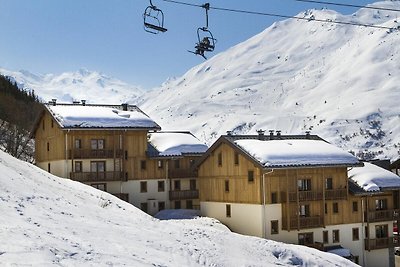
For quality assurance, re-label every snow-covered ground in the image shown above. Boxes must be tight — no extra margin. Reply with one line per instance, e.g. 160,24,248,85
0,150,356,266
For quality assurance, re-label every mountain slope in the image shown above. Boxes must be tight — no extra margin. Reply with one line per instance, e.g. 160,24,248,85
0,68,142,104
0,150,356,266
138,1,400,160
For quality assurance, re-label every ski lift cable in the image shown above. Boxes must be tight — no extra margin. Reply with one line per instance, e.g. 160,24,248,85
161,0,397,30
294,0,400,13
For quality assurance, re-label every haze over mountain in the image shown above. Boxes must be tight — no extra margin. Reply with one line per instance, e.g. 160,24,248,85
1,1,400,161
0,68,142,104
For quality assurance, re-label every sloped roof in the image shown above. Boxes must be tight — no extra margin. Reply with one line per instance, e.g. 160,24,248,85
234,139,361,168
196,134,362,170
148,131,208,157
44,103,160,130
348,162,400,193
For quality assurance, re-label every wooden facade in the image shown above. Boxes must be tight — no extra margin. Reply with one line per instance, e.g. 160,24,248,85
33,103,203,213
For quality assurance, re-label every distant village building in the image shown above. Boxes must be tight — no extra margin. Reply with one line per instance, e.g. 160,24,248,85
196,131,400,267
32,101,207,215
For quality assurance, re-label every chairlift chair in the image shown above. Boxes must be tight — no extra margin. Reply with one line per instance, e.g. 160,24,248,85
143,0,167,34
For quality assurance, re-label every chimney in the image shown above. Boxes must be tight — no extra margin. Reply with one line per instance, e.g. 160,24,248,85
269,130,274,139
305,131,311,139
276,130,281,138
257,129,265,140
51,99,57,106
226,131,232,136
81,100,86,106
121,103,128,111
72,100,80,104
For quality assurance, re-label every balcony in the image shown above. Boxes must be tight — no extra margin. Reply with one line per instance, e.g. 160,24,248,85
168,169,197,179
364,209,400,223
68,149,123,159
283,216,324,230
365,237,398,250
284,188,347,202
70,171,125,182
169,190,199,200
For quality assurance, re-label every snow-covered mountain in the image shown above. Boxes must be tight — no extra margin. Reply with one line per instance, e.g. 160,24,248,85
2,1,400,161
0,68,142,104
138,1,400,161
0,149,356,266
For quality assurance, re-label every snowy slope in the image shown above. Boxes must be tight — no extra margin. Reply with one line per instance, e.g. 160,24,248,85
0,68,142,104
138,1,400,161
0,150,356,266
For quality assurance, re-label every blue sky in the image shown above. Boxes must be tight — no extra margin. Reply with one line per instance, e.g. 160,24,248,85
0,0,376,89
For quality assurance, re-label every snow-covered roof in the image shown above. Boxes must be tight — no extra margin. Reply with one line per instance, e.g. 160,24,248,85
348,162,400,192
233,139,361,168
148,132,208,157
45,103,160,130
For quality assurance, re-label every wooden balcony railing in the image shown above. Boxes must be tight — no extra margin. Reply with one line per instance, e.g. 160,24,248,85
70,171,125,182
283,188,347,202
283,216,324,230
168,169,197,179
364,209,400,223
169,190,199,200
68,149,123,159
365,237,397,250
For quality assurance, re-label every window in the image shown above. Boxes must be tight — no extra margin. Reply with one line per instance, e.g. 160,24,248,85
174,180,181,190
299,204,310,217
365,226,369,238
298,232,313,245
325,177,333,190
225,180,230,192
140,203,148,212
91,139,104,150
190,179,196,190
186,200,193,209
140,181,147,193
324,203,328,214
189,159,196,167
354,256,359,265
234,152,239,165
75,139,82,149
75,161,82,172
140,160,147,170
248,171,254,182
124,151,128,160
174,159,180,169
158,181,165,192
332,230,340,243
271,192,278,204
157,160,163,169
352,228,359,241
226,204,231,217
352,201,358,212
175,201,181,209
271,220,279,234
217,152,222,166
91,161,105,172
91,183,106,191
51,120,54,128
375,224,388,238
158,201,165,211
47,142,50,151
375,199,388,210
323,231,328,244
298,179,311,191
48,163,51,173
333,202,339,213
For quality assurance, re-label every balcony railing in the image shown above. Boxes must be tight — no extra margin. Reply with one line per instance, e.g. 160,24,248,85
169,190,199,200
364,209,400,223
283,216,324,230
68,149,123,159
284,188,347,202
365,237,398,250
168,169,197,179
70,171,125,182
